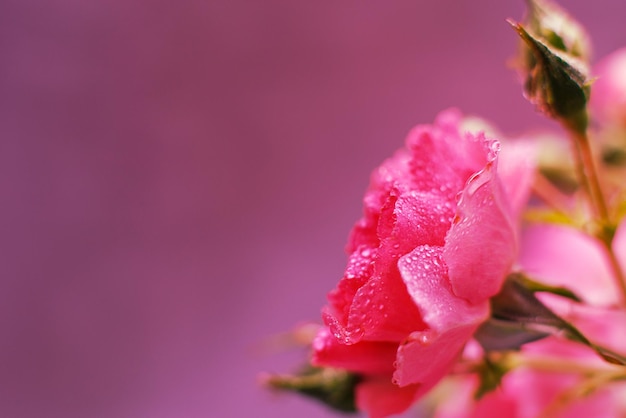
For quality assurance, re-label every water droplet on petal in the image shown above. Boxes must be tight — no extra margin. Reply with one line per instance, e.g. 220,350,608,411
486,140,500,162
465,165,492,197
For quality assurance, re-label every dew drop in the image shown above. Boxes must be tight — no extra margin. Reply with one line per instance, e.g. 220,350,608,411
465,167,491,196
486,140,501,162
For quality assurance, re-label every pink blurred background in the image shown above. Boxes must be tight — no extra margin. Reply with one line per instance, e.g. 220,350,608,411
1,1,625,417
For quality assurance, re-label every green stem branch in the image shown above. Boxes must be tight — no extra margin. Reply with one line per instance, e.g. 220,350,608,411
570,129,610,224
569,128,626,305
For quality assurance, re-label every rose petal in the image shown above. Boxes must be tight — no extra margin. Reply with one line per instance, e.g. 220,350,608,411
344,267,427,343
393,246,488,387
497,139,537,220
398,246,489,331
393,323,485,389
325,246,377,332
405,110,486,201
376,190,454,262
347,150,412,253
589,47,626,125
434,375,517,418
326,189,454,344
311,328,398,375
444,159,516,304
519,224,619,306
355,377,419,418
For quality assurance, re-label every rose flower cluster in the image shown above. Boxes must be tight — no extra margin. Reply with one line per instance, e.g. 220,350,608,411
264,1,626,417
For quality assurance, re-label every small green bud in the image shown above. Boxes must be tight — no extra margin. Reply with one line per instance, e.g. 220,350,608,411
263,366,361,413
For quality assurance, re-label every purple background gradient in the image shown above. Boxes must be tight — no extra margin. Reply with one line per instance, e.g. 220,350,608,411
1,1,625,417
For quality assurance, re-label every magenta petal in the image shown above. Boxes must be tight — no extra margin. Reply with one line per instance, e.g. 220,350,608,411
394,324,484,389
347,150,412,253
355,377,419,418
376,190,455,260
394,246,489,387
326,187,454,344
323,265,426,345
324,246,377,340
444,160,516,304
311,328,398,375
398,246,489,331
346,267,426,343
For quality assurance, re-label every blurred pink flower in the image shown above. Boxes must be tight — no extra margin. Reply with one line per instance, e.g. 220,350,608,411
434,222,626,418
590,47,626,126
435,339,625,418
311,109,533,417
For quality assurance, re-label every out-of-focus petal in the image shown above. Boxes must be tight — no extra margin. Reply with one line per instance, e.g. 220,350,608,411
590,47,626,126
497,139,537,220
519,224,619,306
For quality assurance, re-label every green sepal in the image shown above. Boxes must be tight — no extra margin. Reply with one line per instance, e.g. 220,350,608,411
476,274,564,351
476,273,626,366
524,208,576,227
602,146,626,167
514,274,582,302
473,355,513,400
264,365,361,413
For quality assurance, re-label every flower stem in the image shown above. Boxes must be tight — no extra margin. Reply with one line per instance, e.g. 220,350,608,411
604,245,626,306
570,129,610,224
531,173,572,215
536,370,626,418
569,128,626,305
509,352,626,376
456,351,626,377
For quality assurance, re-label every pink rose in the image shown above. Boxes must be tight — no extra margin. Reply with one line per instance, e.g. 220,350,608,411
590,47,626,127
312,110,532,417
